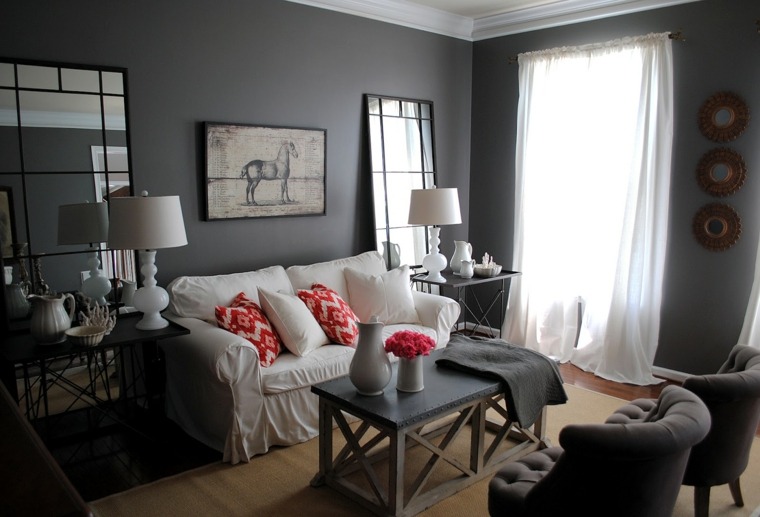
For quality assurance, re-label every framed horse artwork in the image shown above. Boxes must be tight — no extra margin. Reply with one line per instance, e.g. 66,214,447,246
204,122,326,220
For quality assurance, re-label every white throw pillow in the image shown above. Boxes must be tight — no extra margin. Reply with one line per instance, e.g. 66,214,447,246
344,265,420,325
258,287,329,357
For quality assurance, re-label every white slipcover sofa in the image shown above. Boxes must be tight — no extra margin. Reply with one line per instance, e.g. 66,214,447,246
160,251,460,464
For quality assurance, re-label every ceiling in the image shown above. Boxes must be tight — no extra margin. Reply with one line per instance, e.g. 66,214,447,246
287,0,703,40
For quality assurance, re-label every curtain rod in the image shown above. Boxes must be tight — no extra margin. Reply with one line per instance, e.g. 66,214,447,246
507,30,685,64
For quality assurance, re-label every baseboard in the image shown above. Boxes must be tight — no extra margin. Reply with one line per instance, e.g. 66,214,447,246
652,366,689,383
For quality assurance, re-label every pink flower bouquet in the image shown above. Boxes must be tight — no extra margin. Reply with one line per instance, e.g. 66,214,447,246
384,330,435,360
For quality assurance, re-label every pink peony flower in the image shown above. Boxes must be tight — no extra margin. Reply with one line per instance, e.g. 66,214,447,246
384,330,435,360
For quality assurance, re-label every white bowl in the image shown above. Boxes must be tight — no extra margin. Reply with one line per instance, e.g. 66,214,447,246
65,325,107,347
474,264,502,278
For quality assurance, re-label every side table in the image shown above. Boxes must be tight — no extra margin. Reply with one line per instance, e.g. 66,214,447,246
414,269,521,338
0,312,189,437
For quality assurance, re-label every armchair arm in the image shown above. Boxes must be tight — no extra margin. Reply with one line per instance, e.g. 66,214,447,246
411,290,461,348
161,314,266,464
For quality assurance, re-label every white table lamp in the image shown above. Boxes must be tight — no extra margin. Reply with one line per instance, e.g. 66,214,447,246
57,201,111,305
107,191,187,330
408,187,462,282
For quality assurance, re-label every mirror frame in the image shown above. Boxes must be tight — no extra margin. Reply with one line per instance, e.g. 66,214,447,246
365,94,438,270
693,203,742,251
0,57,135,333
696,147,747,197
698,91,750,143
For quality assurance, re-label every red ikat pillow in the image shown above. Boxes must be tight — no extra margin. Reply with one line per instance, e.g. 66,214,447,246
215,292,282,367
297,283,360,346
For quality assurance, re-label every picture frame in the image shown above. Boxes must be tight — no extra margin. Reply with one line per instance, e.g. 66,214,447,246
204,122,326,220
0,186,17,259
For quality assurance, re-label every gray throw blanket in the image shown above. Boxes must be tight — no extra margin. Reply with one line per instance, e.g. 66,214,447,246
436,335,568,427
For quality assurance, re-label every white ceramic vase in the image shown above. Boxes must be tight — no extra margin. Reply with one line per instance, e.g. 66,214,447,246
349,318,392,396
382,241,401,270
28,292,75,344
450,241,473,274
396,356,424,393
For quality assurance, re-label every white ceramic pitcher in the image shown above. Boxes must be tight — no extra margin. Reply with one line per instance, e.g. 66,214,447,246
459,259,475,279
450,241,473,274
28,293,76,344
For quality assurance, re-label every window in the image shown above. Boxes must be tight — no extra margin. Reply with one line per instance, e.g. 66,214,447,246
505,33,674,385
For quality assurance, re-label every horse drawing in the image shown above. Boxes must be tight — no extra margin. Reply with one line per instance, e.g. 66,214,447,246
240,141,298,206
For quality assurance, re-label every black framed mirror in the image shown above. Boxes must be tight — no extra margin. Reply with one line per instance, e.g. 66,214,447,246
365,94,437,270
0,57,135,332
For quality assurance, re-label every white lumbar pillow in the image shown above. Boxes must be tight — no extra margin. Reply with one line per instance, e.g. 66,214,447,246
258,287,329,357
344,265,420,325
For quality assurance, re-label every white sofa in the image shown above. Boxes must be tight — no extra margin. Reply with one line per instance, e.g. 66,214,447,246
160,251,460,464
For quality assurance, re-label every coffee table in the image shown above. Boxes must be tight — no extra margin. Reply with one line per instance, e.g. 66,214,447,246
310,349,549,516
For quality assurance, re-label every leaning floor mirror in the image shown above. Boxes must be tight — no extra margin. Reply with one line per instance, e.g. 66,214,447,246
365,94,438,271
0,57,136,333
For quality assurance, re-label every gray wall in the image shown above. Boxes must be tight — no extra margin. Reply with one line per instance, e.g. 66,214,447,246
470,0,760,374
5,0,758,376
2,0,472,279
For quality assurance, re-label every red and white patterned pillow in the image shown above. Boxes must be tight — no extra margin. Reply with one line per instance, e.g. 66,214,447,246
215,292,282,367
297,283,360,346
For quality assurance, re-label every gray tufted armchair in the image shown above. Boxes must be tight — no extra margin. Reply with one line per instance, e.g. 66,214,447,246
680,344,760,517
487,385,711,517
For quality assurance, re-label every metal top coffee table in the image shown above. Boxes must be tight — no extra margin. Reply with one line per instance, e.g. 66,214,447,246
310,349,549,516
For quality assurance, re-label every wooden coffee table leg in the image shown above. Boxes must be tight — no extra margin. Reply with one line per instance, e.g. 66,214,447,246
389,428,405,515
310,398,332,487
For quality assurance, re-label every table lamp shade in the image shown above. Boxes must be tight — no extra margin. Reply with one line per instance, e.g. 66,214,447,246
407,188,462,226
107,192,187,330
57,202,109,245
108,194,188,250
407,187,462,283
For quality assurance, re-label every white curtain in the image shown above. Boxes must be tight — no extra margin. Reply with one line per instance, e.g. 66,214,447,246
737,236,760,349
503,33,673,385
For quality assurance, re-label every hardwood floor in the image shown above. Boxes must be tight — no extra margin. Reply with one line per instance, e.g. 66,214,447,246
37,363,678,503
559,361,677,401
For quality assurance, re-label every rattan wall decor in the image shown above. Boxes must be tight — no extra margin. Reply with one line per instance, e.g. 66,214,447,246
698,91,750,142
692,203,742,251
695,147,747,197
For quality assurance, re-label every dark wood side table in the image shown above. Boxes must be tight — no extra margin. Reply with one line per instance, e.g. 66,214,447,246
414,269,521,338
0,312,189,432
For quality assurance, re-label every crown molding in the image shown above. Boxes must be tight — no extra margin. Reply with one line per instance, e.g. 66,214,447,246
286,0,703,41
471,0,703,40
285,0,473,40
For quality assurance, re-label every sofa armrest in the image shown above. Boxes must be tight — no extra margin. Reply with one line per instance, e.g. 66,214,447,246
411,290,461,348
161,314,267,463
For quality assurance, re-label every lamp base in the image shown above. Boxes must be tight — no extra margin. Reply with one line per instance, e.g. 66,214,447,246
133,250,170,330
422,252,447,283
132,285,170,330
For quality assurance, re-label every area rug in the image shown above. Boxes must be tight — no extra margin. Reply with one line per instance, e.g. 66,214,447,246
91,385,760,516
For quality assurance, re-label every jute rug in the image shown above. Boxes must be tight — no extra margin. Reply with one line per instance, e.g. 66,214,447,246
91,385,760,516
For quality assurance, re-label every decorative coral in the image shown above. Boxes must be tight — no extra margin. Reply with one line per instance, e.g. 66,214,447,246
79,304,116,335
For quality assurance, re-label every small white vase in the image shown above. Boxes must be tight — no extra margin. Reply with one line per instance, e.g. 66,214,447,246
349,318,392,396
396,356,424,393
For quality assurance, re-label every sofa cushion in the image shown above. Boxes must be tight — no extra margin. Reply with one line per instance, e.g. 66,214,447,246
285,251,387,304
167,265,294,323
260,344,354,395
215,292,282,367
258,287,330,357
297,283,359,346
344,265,420,325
